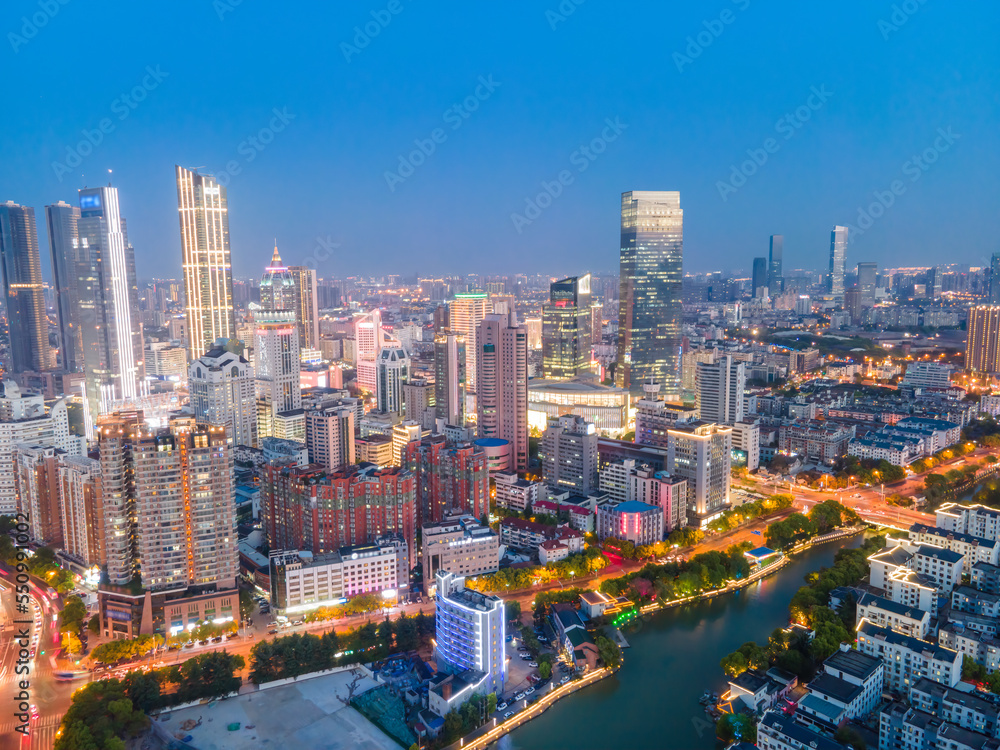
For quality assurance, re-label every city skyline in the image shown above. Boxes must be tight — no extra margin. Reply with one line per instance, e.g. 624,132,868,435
2,4,997,281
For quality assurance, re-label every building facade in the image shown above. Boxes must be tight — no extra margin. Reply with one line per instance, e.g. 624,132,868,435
0,201,53,373
476,312,528,472
542,274,592,379
188,346,257,447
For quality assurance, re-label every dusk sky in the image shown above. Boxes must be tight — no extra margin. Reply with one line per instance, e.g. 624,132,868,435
3,1,998,281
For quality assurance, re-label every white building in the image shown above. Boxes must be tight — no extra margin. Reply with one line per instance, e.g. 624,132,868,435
696,355,745,425
857,620,961,691
304,402,355,471
0,382,76,515
254,309,301,440
730,420,760,471
626,464,687,533
269,537,408,614
494,471,540,512
855,592,931,639
422,516,499,586
909,523,1000,573
797,646,884,730
666,421,732,527
59,454,102,566
596,500,664,546
145,341,188,380
541,414,599,495
902,361,953,389
376,347,409,415
433,570,505,703
937,503,1000,543
188,345,258,448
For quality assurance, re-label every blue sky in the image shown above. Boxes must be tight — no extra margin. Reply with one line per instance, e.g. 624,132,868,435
2,0,998,280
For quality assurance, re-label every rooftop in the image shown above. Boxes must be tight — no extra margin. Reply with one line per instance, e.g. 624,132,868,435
823,646,883,680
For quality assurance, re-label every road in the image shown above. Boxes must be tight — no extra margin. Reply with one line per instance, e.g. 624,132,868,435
0,576,73,750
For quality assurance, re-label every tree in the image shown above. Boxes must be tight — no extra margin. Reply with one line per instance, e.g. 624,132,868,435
717,713,756,744
239,588,256,621
87,614,100,635
834,726,867,750
505,600,521,623
62,630,83,655
538,661,551,680
60,595,88,633
595,635,621,670
55,681,149,750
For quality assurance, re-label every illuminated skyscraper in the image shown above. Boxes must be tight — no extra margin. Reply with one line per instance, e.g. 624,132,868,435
476,313,528,472
434,332,466,426
45,201,82,372
77,186,145,422
751,257,768,298
615,191,683,396
828,225,849,298
857,262,878,307
966,306,1000,374
289,265,319,349
0,202,53,373
768,234,783,293
175,166,236,361
254,309,301,439
260,245,296,311
542,274,592,379
990,254,1000,305
448,292,489,393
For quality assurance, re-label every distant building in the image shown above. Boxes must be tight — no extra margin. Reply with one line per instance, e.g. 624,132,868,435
255,309,301,440
189,345,257,447
376,347,409,415
494,471,540,512
966,306,1000,374
902,361,952,389
541,415,599,495
476,313,528,472
403,435,489,525
542,274,592,379
596,500,663,546
421,515,499,586
696,355,745,425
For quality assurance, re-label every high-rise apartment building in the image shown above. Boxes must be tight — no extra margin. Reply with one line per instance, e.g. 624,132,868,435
857,262,878,307
751,257,768,298
305,401,355,472
696,355,746,425
0,202,53,373
828,225,849,298
376,347,409,414
540,415,599,495
615,191,683,396
14,444,64,548
59,454,102,567
288,265,320,349
402,377,435,429
403,435,489,524
254,309,301,439
666,421,732,527
542,274,592,379
95,410,145,584
448,292,489,393
259,245,296,311
77,186,145,423
768,235,783,293
0,381,76,516
133,419,237,590
263,462,417,569
175,166,236,361
476,313,528,472
433,571,505,697
434,333,466,426
188,345,258,447
45,201,82,372
966,306,1000,374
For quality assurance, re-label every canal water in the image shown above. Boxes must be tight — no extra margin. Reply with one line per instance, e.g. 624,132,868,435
497,534,867,750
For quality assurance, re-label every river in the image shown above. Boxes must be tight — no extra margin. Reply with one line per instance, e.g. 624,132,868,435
496,534,867,750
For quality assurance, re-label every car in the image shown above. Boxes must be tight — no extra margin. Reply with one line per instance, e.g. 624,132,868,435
514,692,525,700
29,648,35,658
183,641,195,649
559,676,569,685
525,687,535,695
528,662,538,667
292,619,303,626
503,712,513,719
497,702,507,711
211,636,223,643
537,636,548,642
198,640,209,646
266,622,278,628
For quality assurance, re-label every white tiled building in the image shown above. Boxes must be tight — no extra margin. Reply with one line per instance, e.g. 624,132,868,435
856,620,962,691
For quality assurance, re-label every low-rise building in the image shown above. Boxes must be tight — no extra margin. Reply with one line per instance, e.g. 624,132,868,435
757,709,846,750
909,677,1000,739
880,702,998,750
856,592,932,639
857,620,962,691
910,524,1000,573
498,518,584,555
938,503,1000,544
795,646,884,731
596,500,664,547
421,515,499,586
494,471,540,512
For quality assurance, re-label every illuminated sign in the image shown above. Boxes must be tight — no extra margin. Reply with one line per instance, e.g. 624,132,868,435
80,193,102,210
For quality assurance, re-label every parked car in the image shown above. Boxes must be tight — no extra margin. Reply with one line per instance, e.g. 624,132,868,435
268,628,278,635
528,662,538,667
537,636,548,642
525,687,535,695
497,702,507,711
514,692,525,701
503,712,513,719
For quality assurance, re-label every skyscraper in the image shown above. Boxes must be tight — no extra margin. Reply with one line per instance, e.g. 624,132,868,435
175,166,236,360
476,312,528,472
45,201,82,372
188,345,258,447
540,415,598,494
615,191,683,396
696,356,746,425
434,332,466,426
289,265,319,349
966,306,1000,374
990,254,1000,305
751,257,768,298
828,225,849,298
542,274,592,379
77,186,145,422
376,347,409,414
254,309,301,439
857,262,878,307
0,202,53,373
259,245,296,311
768,234,784,293
448,292,489,394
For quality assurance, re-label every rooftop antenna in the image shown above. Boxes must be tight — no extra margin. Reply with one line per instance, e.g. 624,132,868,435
108,168,113,187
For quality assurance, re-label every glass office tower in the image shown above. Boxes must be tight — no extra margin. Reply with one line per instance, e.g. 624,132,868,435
768,234,783,293
0,202,52,372
615,191,683,397
828,225,849,298
46,201,82,372
542,273,592,379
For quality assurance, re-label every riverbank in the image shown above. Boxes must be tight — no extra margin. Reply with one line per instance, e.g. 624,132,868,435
448,526,867,750
499,533,868,750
